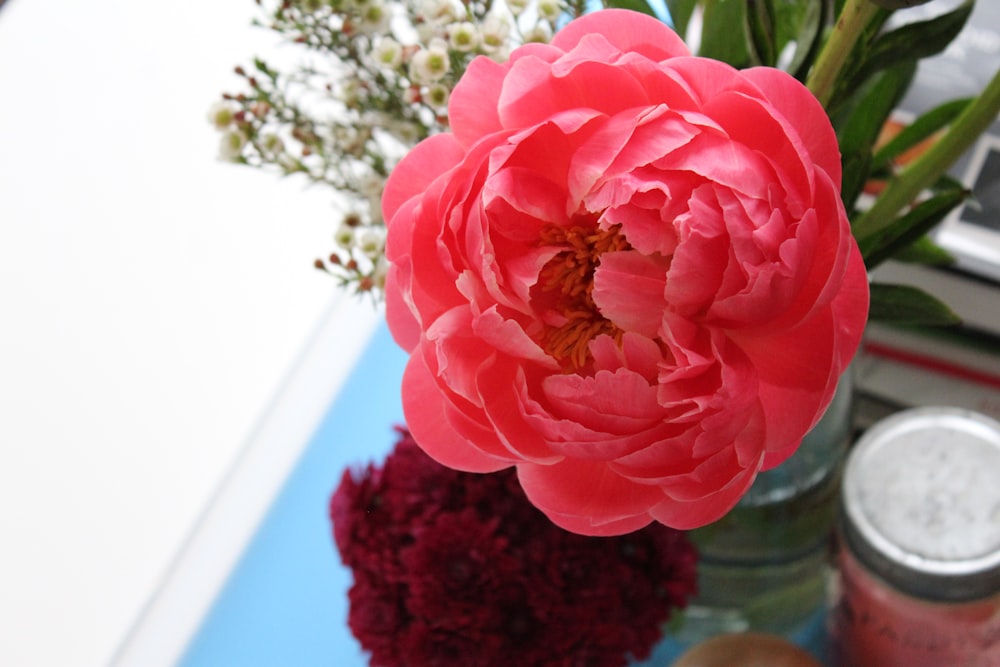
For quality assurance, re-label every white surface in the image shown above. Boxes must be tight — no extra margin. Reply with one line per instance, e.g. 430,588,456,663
0,2,369,666
110,293,379,667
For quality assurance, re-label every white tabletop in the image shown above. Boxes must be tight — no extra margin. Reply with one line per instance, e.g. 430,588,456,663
0,2,377,665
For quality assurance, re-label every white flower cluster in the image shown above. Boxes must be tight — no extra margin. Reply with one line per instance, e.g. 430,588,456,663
212,0,568,294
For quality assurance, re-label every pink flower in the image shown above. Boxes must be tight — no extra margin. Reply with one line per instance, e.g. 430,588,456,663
383,9,869,536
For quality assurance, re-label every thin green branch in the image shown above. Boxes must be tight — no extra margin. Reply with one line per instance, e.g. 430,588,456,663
806,0,880,107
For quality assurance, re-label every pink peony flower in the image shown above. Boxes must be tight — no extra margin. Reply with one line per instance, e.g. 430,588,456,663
383,9,869,536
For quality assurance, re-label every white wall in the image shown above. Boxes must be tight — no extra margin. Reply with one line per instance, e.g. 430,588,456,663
0,2,358,665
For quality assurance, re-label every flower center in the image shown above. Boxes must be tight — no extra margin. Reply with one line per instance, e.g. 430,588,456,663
535,222,628,371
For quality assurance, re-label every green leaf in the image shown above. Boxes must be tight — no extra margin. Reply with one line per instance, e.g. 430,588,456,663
745,0,778,66
842,152,874,216
699,0,750,66
932,173,966,194
891,235,955,265
665,0,699,37
848,0,974,92
836,60,917,209
862,187,968,268
785,0,830,81
868,282,962,327
871,98,971,172
605,0,658,17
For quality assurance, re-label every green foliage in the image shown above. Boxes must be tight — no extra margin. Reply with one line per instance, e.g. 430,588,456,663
851,0,974,89
869,282,962,327
890,235,955,266
665,0,698,37
871,98,970,173
698,0,751,66
676,0,833,75
860,187,968,269
782,0,830,80
745,0,778,66
835,60,917,211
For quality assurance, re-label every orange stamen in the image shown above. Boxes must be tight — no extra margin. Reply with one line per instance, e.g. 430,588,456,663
535,222,629,371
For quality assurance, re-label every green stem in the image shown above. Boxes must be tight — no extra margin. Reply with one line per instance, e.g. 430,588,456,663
853,66,1000,246
806,0,880,107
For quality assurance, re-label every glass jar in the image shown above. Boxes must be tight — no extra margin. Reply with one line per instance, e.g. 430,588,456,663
829,406,1000,667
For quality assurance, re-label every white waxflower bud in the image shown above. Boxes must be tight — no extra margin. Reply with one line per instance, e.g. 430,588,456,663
207,102,236,130
409,46,450,83
448,22,479,52
259,132,285,155
373,37,404,69
536,0,563,23
218,128,248,161
425,82,450,109
357,229,385,258
479,13,511,53
419,0,461,23
357,0,389,32
334,223,356,249
506,0,530,16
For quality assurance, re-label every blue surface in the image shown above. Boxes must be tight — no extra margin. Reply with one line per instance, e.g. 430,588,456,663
180,322,407,667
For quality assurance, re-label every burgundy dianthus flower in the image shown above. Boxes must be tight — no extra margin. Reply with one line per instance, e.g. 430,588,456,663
330,427,698,667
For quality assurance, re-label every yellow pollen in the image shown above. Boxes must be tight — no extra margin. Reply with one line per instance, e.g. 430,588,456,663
536,223,629,371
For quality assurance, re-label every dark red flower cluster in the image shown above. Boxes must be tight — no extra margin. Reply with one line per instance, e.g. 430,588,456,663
330,427,699,667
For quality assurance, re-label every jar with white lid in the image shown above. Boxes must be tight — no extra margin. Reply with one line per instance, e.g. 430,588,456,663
829,406,1000,667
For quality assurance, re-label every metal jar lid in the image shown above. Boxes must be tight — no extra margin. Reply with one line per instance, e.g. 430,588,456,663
841,406,1000,602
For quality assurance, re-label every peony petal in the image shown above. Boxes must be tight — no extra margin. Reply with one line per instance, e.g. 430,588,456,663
402,350,511,473
649,459,759,530
476,361,563,463
591,250,669,338
731,307,842,462
472,306,558,369
540,506,655,537
741,66,843,186
385,263,420,352
382,133,464,225
590,331,663,381
550,8,690,61
830,241,869,370
663,185,729,316
448,55,507,147
573,105,700,205
704,89,813,205
517,458,665,533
